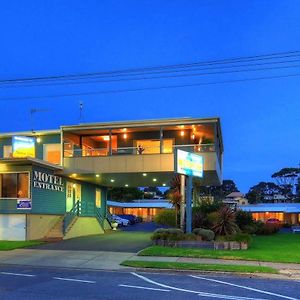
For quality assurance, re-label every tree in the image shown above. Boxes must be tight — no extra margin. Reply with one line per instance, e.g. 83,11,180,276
246,182,281,204
271,168,300,200
108,187,144,202
198,179,239,201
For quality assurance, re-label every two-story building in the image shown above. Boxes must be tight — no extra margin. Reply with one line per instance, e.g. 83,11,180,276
0,117,223,241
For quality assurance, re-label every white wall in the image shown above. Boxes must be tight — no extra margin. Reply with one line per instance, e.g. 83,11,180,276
0,214,26,241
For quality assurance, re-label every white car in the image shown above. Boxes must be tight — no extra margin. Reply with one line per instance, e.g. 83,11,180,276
112,215,129,226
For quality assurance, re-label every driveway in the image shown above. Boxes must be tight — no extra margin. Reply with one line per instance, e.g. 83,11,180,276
29,230,153,253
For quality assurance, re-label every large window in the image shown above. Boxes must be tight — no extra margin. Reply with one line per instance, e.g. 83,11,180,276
43,144,61,164
0,173,29,198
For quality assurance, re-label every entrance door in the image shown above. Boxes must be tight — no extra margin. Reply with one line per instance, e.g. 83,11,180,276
95,188,101,208
66,182,74,212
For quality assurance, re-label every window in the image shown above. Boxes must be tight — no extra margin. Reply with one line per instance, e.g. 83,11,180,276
3,145,12,158
134,139,174,154
0,173,29,198
95,189,101,208
43,144,61,164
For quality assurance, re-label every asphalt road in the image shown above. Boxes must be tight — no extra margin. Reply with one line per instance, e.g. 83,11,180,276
0,264,299,300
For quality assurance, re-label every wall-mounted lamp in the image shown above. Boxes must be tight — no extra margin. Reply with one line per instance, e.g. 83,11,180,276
36,137,41,143
180,130,185,137
123,133,127,139
72,184,76,188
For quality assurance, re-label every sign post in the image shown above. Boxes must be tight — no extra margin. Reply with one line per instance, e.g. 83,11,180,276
175,149,204,233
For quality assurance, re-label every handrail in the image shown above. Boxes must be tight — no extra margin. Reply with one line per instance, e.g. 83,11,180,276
64,143,216,158
63,201,81,234
95,207,104,227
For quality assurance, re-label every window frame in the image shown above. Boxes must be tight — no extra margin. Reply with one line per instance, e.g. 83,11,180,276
0,171,31,199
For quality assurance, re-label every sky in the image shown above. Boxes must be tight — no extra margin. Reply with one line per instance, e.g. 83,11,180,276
0,0,299,192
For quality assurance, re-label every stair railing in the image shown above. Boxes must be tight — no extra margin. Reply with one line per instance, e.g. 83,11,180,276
63,201,81,234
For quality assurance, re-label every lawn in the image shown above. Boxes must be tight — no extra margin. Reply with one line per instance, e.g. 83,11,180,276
139,233,300,264
0,241,43,251
121,260,278,274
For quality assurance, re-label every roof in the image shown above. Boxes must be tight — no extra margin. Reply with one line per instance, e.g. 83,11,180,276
240,203,300,213
226,192,244,198
0,129,60,138
107,200,173,209
0,158,63,171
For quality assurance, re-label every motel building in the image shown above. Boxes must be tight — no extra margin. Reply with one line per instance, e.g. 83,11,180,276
0,117,223,241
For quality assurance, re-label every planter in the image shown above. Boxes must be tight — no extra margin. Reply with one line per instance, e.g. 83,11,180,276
111,222,118,231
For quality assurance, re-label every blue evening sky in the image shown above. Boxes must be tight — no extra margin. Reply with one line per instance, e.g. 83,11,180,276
0,1,299,192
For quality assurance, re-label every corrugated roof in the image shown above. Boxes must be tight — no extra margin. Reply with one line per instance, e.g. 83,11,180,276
107,200,173,209
240,203,300,213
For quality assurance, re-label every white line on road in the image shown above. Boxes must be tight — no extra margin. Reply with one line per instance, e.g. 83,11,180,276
131,272,266,300
53,277,96,284
119,284,170,292
0,272,36,277
190,275,299,300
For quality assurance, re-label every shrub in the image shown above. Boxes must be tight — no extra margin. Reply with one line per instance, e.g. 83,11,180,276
235,210,255,230
184,233,198,241
193,228,215,241
154,209,176,227
151,228,184,241
192,207,206,229
212,206,239,236
282,223,292,228
256,223,280,235
229,233,252,245
242,224,257,234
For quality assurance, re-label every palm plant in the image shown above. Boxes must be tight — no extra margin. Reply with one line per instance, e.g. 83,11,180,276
212,206,238,236
167,175,182,227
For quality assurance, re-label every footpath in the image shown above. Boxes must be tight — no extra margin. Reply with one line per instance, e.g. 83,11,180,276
0,249,300,280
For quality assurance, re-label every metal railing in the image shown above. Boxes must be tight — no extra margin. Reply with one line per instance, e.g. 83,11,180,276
95,207,105,227
63,143,216,158
63,201,81,234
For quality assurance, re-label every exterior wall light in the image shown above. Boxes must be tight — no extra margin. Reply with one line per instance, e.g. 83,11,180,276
123,133,127,139
96,174,100,178
143,173,147,176
36,137,41,143
110,179,115,182
72,184,76,188
153,178,157,182
162,183,166,187
180,130,185,136
125,184,129,187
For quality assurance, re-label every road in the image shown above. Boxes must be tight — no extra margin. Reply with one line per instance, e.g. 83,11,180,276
0,264,299,300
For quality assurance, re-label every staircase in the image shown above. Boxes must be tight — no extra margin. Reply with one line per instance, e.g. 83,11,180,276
42,216,64,242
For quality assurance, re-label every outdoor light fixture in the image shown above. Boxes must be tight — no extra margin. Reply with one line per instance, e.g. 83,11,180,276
123,133,127,139
103,136,110,141
96,174,100,178
162,183,166,186
36,137,41,143
191,134,195,140
153,178,157,182
72,184,76,188
142,173,147,176
110,179,115,182
180,130,185,136
72,173,77,177
125,184,129,187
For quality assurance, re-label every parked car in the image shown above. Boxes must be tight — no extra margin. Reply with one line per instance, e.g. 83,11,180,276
112,215,129,226
266,218,281,225
116,214,138,224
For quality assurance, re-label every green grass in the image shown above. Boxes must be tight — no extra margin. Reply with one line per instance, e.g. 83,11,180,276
121,260,278,274
139,234,300,264
0,241,44,251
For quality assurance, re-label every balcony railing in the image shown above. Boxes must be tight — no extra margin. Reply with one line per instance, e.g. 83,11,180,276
64,144,216,158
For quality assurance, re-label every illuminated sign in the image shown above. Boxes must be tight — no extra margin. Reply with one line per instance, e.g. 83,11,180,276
33,171,64,192
12,136,35,158
176,149,204,178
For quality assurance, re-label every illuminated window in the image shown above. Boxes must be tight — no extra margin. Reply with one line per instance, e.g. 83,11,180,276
134,139,174,154
0,173,29,198
96,189,101,208
3,145,12,158
43,144,61,165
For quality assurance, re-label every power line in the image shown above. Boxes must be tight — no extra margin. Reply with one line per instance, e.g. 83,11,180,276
1,57,300,89
1,50,300,85
0,72,299,101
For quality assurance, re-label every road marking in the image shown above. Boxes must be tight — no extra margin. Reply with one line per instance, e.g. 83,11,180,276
190,275,299,300
131,272,266,300
53,277,96,284
119,284,170,292
0,272,36,277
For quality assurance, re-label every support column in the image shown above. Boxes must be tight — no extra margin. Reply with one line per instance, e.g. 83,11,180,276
159,127,163,154
186,176,193,233
180,175,185,231
109,129,112,156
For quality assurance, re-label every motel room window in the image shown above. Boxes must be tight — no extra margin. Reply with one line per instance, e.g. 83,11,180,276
0,173,29,198
43,144,61,164
3,145,12,158
134,139,174,154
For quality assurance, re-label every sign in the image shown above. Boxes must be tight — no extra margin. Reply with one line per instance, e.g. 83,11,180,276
33,171,64,192
12,136,35,158
176,149,204,178
17,199,32,210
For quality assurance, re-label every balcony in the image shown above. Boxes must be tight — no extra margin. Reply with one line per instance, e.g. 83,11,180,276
62,144,222,186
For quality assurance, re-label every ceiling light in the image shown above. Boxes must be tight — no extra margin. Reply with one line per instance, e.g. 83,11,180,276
125,184,129,187
180,130,185,136
110,179,115,182
103,136,110,141
123,133,127,139
162,183,166,187
142,173,147,176
72,184,76,188
96,174,100,178
36,137,41,143
72,173,77,177
153,178,157,182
